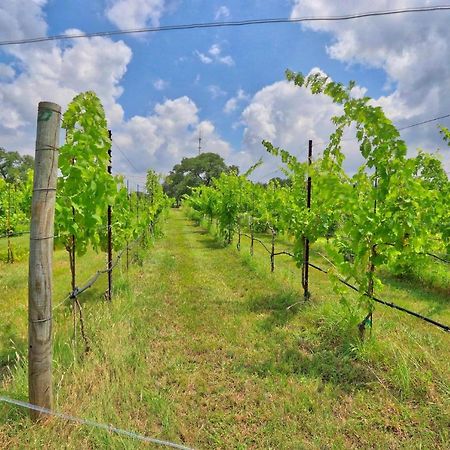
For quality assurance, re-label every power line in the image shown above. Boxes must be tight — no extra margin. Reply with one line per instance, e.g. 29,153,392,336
344,112,450,141
255,167,283,182
1,6,450,46
315,112,450,146
113,142,140,173
118,172,147,181
398,113,450,131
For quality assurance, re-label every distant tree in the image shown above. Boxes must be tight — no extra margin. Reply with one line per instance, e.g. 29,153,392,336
227,165,240,175
0,148,34,183
268,176,291,187
163,152,232,204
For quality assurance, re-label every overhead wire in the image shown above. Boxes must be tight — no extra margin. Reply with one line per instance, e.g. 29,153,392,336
1,6,450,46
398,113,450,131
113,142,140,173
254,167,283,182
314,112,450,147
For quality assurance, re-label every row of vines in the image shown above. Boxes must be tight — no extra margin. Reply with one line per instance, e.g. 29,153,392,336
186,70,450,336
55,91,171,294
1,91,171,270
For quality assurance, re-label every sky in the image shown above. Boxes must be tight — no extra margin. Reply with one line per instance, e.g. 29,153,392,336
1,0,450,188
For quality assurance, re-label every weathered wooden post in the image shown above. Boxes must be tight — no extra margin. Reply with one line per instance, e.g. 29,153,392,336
28,101,61,419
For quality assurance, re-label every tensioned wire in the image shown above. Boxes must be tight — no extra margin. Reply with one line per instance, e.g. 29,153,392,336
0,396,194,450
0,6,450,46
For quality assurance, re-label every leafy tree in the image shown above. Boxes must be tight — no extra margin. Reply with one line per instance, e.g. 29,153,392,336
267,176,291,187
163,152,231,205
0,147,34,183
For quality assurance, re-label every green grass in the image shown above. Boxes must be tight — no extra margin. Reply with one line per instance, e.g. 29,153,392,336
0,209,449,449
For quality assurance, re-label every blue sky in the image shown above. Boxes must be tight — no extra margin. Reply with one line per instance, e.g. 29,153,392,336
1,1,449,187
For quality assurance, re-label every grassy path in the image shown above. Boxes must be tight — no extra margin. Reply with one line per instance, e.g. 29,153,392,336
1,209,449,449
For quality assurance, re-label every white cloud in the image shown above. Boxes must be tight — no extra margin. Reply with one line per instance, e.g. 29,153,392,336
218,55,234,66
0,0,48,43
240,76,364,176
113,96,232,174
194,50,213,64
153,78,169,90
291,0,450,170
195,43,235,66
0,1,235,177
0,1,132,152
207,85,227,99
224,89,249,114
0,32,132,135
215,6,230,20
105,0,165,29
208,44,221,57
0,64,15,80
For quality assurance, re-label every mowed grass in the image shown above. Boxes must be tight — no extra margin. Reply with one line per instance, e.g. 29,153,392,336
0,208,449,449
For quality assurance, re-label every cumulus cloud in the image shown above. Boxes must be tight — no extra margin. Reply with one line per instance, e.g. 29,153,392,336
224,89,249,114
0,33,132,145
0,0,48,43
0,0,234,177
113,96,232,174
195,43,234,66
0,63,15,80
239,76,364,178
215,6,230,20
105,0,165,29
291,0,450,169
0,1,132,152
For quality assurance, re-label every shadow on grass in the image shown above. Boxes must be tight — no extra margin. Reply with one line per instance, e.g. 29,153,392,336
190,230,228,250
191,229,209,235
242,292,376,391
0,324,26,383
381,273,449,316
247,291,305,331
54,285,109,314
246,342,375,392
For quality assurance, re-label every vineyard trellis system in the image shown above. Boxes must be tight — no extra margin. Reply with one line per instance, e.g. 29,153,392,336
185,69,450,339
2,69,449,432
19,93,171,420
239,226,449,333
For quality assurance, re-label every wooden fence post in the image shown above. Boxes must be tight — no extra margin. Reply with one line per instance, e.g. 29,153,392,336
28,101,61,419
